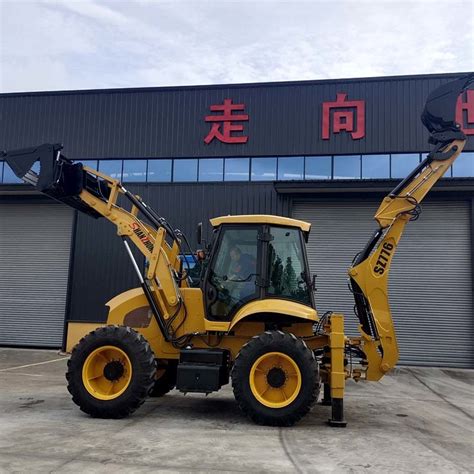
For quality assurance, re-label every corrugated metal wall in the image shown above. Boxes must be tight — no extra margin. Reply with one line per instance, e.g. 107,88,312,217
293,198,473,368
68,182,290,322
1,74,472,158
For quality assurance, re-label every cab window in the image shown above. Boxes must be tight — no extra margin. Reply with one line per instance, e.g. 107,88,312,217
205,226,260,320
267,227,311,305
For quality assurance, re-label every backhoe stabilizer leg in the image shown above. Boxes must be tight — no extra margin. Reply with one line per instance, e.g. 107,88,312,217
329,398,346,427
320,383,332,406
327,314,347,427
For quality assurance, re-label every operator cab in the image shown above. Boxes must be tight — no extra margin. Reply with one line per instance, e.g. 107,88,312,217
203,215,314,322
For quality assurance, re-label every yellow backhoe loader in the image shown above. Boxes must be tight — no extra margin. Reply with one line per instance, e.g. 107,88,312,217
3,74,472,426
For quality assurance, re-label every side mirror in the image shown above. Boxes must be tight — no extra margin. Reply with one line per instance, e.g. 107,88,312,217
197,222,203,245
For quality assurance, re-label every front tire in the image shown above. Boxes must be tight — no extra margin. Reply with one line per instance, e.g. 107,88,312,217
232,331,320,426
66,325,156,419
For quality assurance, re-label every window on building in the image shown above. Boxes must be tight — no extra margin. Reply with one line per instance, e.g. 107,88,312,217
173,159,198,182
452,152,474,177
390,154,420,179
0,160,38,184
31,161,40,174
199,158,224,182
2,161,22,183
147,160,172,182
333,155,361,179
305,156,331,179
225,158,250,181
278,157,304,180
251,157,277,181
99,160,123,180
81,160,98,171
362,154,389,179
122,160,147,182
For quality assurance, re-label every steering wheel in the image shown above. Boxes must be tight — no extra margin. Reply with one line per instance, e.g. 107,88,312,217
206,285,218,304
207,275,229,305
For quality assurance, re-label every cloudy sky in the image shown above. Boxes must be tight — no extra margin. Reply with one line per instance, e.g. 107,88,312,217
0,0,473,93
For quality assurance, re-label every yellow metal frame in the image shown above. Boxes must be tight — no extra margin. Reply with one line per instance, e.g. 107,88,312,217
327,314,346,399
210,214,311,232
204,299,317,332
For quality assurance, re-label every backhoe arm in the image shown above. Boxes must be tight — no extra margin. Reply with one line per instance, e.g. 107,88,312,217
348,73,473,381
348,140,465,380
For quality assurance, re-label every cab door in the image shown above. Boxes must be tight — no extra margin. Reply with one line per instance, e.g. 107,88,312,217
203,225,261,321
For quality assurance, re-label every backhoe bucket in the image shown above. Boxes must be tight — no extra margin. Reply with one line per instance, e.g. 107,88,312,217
1,143,104,218
421,73,474,134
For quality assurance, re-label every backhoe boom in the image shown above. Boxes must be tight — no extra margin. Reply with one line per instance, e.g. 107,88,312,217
349,140,465,380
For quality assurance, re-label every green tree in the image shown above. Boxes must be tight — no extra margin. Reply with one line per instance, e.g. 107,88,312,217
270,254,283,294
282,256,296,294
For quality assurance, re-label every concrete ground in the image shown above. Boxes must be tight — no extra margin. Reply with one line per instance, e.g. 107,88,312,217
0,348,472,474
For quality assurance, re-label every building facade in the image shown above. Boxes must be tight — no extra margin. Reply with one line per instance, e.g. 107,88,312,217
0,73,473,368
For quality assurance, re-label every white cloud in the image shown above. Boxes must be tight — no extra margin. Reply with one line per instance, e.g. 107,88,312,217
59,0,130,26
0,0,473,92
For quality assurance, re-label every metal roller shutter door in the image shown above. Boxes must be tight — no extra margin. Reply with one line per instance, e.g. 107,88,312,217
0,203,73,347
293,200,473,368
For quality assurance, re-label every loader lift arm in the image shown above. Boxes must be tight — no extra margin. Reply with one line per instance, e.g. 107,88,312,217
1,144,191,343
348,73,474,381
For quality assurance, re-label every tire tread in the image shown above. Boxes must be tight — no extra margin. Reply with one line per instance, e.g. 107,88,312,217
232,330,320,426
66,325,156,419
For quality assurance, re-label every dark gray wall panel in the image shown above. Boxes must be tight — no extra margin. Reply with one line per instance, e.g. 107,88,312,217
68,182,290,322
1,74,472,159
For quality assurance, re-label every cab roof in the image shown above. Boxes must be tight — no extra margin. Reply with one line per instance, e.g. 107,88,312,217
209,214,311,233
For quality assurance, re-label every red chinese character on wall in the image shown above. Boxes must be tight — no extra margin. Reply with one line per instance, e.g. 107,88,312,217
456,89,474,135
322,93,365,140
204,99,249,144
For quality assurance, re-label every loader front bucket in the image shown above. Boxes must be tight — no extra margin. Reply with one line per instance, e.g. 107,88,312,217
1,143,104,218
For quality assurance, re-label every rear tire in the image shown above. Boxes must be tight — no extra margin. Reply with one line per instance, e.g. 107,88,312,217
232,330,320,426
66,325,156,419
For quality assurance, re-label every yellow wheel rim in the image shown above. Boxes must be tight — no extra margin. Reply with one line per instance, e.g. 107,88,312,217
82,346,132,400
249,352,302,409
